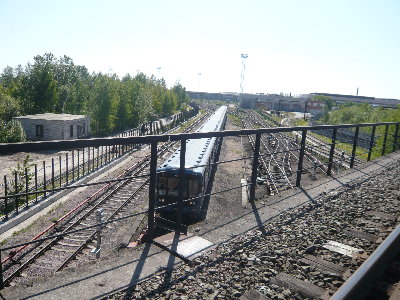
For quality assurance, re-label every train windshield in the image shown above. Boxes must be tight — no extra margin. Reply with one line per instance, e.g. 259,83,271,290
157,174,200,198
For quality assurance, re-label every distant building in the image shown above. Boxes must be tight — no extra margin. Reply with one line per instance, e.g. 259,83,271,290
306,100,326,115
308,93,400,108
14,113,90,141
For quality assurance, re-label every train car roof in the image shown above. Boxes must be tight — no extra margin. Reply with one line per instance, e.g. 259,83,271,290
157,106,227,175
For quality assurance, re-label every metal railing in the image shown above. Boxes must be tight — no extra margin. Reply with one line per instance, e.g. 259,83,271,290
0,121,399,289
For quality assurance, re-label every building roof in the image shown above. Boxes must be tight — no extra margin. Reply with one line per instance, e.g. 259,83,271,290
15,113,87,121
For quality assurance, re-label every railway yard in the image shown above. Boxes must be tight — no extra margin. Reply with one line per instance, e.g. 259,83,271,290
1,104,400,299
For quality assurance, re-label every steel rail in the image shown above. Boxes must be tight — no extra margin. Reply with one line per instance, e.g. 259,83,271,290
250,110,322,185
56,178,150,272
332,224,400,300
242,119,277,194
1,111,209,283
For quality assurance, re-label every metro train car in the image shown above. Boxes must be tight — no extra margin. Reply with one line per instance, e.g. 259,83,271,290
156,106,227,218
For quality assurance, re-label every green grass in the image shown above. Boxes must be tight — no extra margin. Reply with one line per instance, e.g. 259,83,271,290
308,131,368,161
293,119,309,126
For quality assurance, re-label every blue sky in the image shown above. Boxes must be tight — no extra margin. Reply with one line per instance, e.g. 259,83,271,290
0,0,399,99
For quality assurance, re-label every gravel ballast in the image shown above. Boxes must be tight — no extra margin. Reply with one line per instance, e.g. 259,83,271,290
108,159,400,299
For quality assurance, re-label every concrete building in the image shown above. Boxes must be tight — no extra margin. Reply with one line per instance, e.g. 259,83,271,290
14,113,90,141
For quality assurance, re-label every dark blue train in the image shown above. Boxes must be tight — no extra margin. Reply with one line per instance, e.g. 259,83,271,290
156,106,227,218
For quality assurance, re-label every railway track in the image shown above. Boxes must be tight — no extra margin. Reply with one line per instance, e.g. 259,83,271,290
1,109,212,287
237,109,330,194
107,158,400,299
259,109,364,168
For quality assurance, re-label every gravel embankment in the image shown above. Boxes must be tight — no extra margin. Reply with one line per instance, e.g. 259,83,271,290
109,159,400,299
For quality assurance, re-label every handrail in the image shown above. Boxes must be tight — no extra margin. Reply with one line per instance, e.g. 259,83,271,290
1,122,399,154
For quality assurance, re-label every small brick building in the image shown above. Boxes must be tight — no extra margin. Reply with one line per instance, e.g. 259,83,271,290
14,113,90,141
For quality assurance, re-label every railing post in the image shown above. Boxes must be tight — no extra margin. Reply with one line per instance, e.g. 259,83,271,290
350,127,359,168
88,147,90,173
25,168,29,208
66,153,69,185
92,147,95,170
34,165,38,203
178,138,187,229
59,156,62,187
77,150,80,178
327,128,337,176
51,158,55,191
296,130,307,187
147,141,158,241
393,124,399,152
82,148,85,175
43,161,47,198
368,126,376,161
0,250,3,290
4,175,8,220
14,171,19,214
250,133,261,201
382,124,389,156
72,150,75,181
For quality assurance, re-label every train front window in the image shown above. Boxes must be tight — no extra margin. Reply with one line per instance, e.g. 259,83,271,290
157,175,181,197
157,174,200,198
188,178,199,197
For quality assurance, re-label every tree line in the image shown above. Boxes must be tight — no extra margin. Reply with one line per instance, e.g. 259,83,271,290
0,53,190,142
318,100,400,155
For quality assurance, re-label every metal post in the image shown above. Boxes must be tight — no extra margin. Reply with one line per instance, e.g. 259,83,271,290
97,147,100,169
51,158,55,191
0,250,3,290
382,124,389,156
296,130,307,186
350,127,359,168
177,138,187,230
88,147,90,173
4,175,8,220
304,99,308,121
34,164,38,203
72,150,75,181
147,141,158,241
93,209,104,259
66,153,69,184
327,128,337,176
59,156,62,187
250,133,261,201
368,126,376,161
14,171,18,214
82,148,85,175
43,161,47,198
393,124,399,152
92,147,95,170
77,150,80,178
25,168,28,208
101,146,104,166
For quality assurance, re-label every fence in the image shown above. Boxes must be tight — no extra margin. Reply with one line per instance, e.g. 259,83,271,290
0,107,198,220
0,121,399,289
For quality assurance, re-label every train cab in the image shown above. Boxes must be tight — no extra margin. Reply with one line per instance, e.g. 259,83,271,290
156,169,204,215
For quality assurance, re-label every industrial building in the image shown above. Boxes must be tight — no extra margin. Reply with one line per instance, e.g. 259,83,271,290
14,113,90,141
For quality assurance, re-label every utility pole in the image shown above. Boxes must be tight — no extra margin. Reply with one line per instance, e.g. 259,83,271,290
240,54,248,93
156,67,161,79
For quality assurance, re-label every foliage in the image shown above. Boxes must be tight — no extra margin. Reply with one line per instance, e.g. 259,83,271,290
0,89,21,121
0,120,26,143
319,102,400,157
0,53,191,137
8,155,33,195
